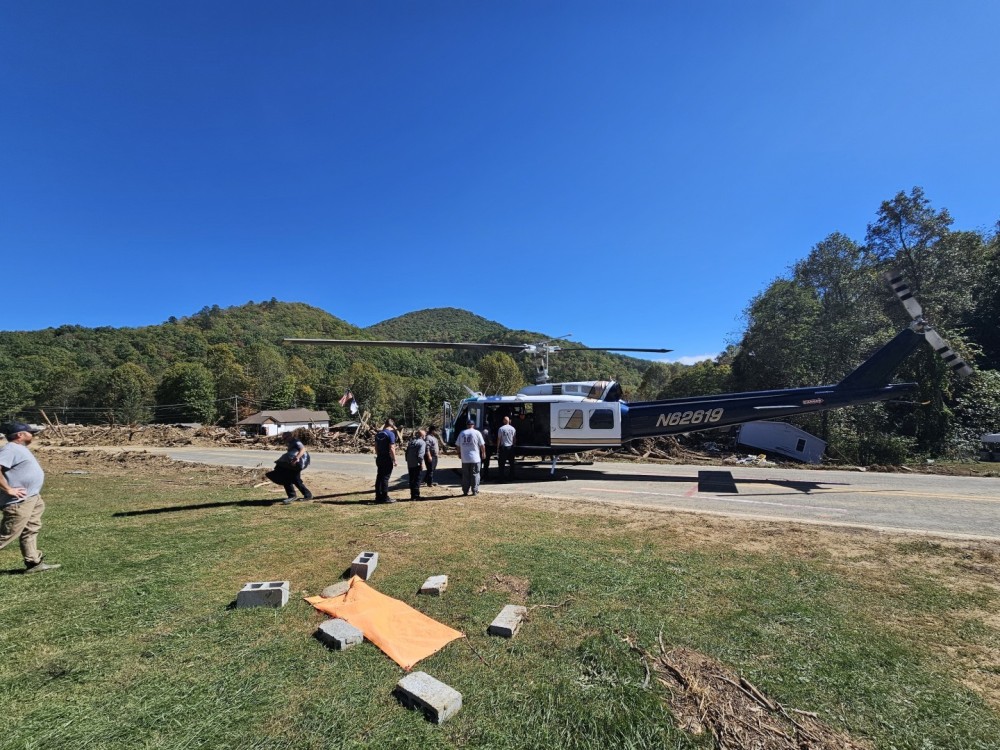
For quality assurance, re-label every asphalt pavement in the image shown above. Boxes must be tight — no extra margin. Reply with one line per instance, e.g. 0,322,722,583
153,447,1000,541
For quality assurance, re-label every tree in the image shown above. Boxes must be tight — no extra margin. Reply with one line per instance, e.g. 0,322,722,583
245,344,288,407
270,375,298,410
971,225,1000,370
477,353,524,395
660,360,732,399
731,280,823,390
347,361,386,419
951,370,1000,458
105,363,156,424
0,368,35,419
156,362,217,423
636,362,678,401
865,187,953,290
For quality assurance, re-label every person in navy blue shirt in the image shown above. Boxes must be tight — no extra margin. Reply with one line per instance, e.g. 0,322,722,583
374,419,398,503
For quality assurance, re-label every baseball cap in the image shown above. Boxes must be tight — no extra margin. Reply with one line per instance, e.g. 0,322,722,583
2,422,42,440
466,417,475,425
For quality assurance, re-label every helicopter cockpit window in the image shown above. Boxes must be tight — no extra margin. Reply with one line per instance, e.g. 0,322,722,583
589,409,615,430
558,409,584,429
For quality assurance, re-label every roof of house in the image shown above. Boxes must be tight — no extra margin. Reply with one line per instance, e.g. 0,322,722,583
237,409,330,426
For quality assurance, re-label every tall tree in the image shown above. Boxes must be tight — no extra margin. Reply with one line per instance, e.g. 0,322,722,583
865,186,953,290
105,363,156,424
347,361,386,419
477,352,524,395
156,362,217,423
731,280,822,390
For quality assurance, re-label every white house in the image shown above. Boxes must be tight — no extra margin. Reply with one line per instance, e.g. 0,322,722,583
237,408,330,437
736,421,827,464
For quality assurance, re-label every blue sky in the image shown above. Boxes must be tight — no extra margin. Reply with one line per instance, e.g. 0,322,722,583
2,1,997,364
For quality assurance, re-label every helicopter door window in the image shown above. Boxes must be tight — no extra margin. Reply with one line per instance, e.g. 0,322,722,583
558,409,584,429
588,409,615,430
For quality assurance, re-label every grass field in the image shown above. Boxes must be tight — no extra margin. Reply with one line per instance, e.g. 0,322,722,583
2,451,999,749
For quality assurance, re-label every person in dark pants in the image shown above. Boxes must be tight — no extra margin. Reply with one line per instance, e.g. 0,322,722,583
271,431,312,504
496,415,517,481
458,417,486,496
374,419,398,503
405,429,427,500
423,425,440,487
480,422,494,481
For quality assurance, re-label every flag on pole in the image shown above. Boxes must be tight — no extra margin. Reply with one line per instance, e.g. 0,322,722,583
338,390,353,407
349,399,359,416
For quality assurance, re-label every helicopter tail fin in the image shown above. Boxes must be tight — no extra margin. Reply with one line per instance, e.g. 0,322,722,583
836,328,923,390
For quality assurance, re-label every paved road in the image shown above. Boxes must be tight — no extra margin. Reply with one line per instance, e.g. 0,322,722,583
154,447,1000,541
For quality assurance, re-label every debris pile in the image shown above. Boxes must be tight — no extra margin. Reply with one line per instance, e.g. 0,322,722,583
628,638,871,749
37,448,264,486
723,453,778,467
594,436,719,464
33,423,379,453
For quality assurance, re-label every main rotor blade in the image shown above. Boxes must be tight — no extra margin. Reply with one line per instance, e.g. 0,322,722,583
922,328,974,377
884,271,924,320
557,346,673,354
283,338,529,352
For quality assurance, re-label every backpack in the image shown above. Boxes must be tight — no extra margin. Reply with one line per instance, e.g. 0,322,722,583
300,452,311,470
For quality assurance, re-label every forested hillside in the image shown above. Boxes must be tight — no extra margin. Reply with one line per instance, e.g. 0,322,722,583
0,301,651,428
638,188,1000,463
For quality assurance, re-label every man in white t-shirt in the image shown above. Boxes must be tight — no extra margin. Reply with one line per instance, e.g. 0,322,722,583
457,417,486,496
496,415,517,482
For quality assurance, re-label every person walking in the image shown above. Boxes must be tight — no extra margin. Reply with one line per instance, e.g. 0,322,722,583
0,422,60,574
405,429,427,500
274,431,312,504
374,419,398,503
496,415,517,482
457,417,486,496
423,425,440,488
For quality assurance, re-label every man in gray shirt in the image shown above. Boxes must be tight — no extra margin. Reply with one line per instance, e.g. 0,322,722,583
497,415,517,482
0,422,60,573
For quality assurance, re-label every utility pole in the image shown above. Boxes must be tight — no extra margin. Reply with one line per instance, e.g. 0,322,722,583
233,395,239,426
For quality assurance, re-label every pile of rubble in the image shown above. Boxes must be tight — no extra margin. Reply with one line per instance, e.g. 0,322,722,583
33,423,379,453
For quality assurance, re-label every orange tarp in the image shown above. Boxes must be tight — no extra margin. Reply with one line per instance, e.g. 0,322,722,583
305,576,464,670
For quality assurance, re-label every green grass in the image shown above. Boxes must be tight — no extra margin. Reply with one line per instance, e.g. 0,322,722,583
1,463,998,749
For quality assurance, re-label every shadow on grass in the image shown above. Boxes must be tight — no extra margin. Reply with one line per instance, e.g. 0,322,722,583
113,498,280,517
112,491,460,517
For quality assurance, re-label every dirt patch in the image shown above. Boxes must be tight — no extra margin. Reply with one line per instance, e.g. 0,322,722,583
477,573,532,602
628,638,872,749
38,447,265,487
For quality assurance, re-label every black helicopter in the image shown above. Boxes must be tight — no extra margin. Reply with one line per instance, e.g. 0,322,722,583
285,271,973,470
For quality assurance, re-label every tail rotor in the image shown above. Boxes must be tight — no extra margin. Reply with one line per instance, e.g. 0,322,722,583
884,270,974,377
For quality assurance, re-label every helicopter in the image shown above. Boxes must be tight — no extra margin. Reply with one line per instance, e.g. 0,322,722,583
285,271,973,473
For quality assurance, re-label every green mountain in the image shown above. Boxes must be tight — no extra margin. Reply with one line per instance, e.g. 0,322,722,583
0,301,656,426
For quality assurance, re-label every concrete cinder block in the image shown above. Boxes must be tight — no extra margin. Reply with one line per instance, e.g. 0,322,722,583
419,575,448,596
316,618,364,650
321,580,351,598
488,604,527,638
236,580,290,609
395,671,462,724
350,551,379,581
